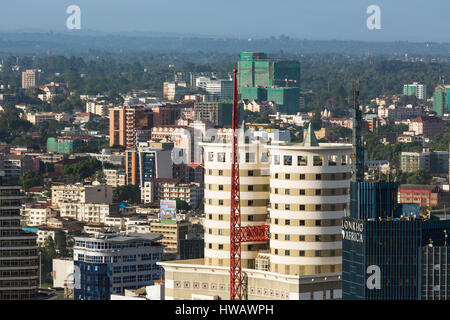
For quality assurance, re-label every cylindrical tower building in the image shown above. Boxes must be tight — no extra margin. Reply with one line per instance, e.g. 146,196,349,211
267,139,352,276
202,140,270,268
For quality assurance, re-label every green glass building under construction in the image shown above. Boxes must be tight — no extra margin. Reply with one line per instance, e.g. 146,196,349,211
238,52,301,114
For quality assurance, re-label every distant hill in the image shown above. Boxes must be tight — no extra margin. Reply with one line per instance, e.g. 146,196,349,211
1,32,450,57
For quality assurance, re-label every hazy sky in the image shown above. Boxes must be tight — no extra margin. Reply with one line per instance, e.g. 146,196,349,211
1,0,450,42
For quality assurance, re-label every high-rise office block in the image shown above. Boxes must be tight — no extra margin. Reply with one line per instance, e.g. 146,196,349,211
0,186,38,300
109,105,153,148
238,52,300,114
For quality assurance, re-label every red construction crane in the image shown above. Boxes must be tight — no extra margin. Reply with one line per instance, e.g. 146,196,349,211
229,68,270,300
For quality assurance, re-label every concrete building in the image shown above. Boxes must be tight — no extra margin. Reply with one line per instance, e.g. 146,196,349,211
409,116,446,139
243,99,278,114
0,186,38,300
59,202,120,224
401,151,449,174
21,203,55,226
51,184,113,208
266,129,352,276
73,232,164,299
21,69,37,89
398,184,450,209
125,144,173,187
149,180,204,209
193,102,234,126
150,220,189,255
158,126,352,300
104,168,126,187
403,82,427,100
25,112,71,125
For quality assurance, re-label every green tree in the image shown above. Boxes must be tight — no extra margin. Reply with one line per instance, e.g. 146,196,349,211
406,168,432,185
20,171,42,191
55,230,68,257
113,185,140,203
176,199,191,211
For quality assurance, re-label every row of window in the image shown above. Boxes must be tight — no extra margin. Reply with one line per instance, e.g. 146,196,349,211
273,249,337,257
206,152,349,167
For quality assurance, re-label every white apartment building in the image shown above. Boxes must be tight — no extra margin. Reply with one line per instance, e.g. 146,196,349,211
59,202,120,224
104,169,126,187
21,204,55,226
51,184,113,208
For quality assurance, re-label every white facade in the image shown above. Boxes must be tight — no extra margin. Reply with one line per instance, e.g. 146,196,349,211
51,184,113,207
52,258,74,289
59,202,119,224
21,204,54,226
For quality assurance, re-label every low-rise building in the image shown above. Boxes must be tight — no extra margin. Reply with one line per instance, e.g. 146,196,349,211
21,203,55,226
59,202,120,224
104,168,126,187
51,184,113,208
73,232,164,299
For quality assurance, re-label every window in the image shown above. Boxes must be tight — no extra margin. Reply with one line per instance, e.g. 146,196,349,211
217,152,226,162
218,214,223,220
275,173,279,179
218,229,223,235
246,153,255,163
248,200,254,206
285,204,290,210
218,244,223,250
299,235,305,241
274,234,278,240
275,188,278,194
299,220,305,226
248,170,254,177
341,155,347,165
275,249,278,255
315,220,321,226
261,152,269,163
208,169,212,175
284,155,292,166
315,189,321,195
298,155,307,166
208,152,214,161
299,251,305,256
274,203,278,209
208,199,212,205
218,185,223,191
285,235,290,240
208,184,212,190
285,250,290,256
209,243,212,249
315,251,321,257
313,156,323,166
316,174,322,180
300,174,305,180
285,219,290,225
218,170,223,176
219,200,224,206
328,155,337,166
300,189,305,195
273,155,280,165
299,205,305,210
285,173,290,180
285,189,290,195
315,235,321,242
209,228,212,234
274,219,279,225
248,215,254,221
316,205,321,211
248,185,254,191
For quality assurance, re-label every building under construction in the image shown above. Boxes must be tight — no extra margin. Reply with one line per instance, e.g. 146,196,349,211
238,52,301,115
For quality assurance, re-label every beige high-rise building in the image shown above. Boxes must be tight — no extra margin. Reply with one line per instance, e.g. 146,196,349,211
266,127,352,276
203,139,270,269
21,69,37,89
159,126,352,300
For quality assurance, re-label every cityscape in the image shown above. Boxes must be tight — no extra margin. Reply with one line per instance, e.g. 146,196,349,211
2,1,450,311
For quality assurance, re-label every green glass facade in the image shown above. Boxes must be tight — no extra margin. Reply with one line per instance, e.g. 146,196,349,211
238,52,301,114
433,85,450,116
